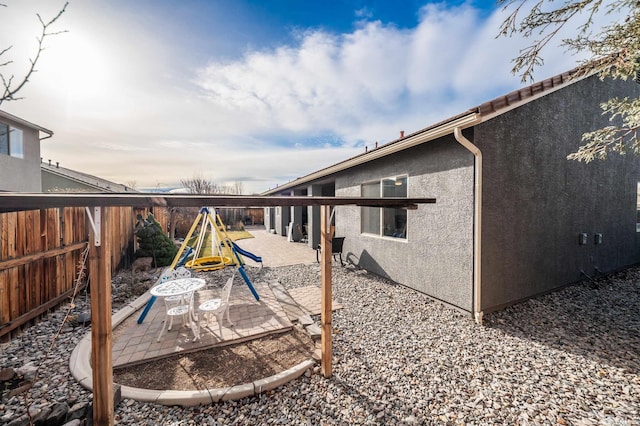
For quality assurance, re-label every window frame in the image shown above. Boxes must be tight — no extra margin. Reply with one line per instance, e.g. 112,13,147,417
360,174,408,240
0,121,24,159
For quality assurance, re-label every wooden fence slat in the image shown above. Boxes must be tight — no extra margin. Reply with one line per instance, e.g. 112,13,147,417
0,206,140,338
51,209,60,250
0,213,5,259
16,211,26,257
0,280,88,337
0,270,8,325
0,242,87,271
7,212,16,259
9,267,19,320
40,209,47,253
25,210,35,255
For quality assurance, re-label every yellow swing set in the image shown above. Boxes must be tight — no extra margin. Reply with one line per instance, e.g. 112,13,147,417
172,207,239,272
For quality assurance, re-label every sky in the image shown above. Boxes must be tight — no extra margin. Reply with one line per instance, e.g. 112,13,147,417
0,0,604,193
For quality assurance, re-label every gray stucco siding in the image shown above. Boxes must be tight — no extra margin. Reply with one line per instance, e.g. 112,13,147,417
475,74,640,312
0,120,42,192
41,171,96,192
334,137,475,311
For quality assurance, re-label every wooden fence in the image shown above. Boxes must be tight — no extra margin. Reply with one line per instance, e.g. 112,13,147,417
0,205,168,340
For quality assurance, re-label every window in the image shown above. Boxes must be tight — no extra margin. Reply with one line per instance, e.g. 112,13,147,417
0,123,8,155
361,176,408,239
361,182,380,234
0,122,24,159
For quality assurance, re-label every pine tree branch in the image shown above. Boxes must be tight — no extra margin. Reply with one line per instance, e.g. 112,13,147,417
568,97,640,161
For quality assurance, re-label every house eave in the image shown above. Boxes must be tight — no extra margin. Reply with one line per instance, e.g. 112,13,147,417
0,110,53,137
41,165,132,193
263,112,481,194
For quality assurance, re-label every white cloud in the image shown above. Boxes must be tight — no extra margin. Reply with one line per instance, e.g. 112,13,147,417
194,2,585,149
2,1,593,194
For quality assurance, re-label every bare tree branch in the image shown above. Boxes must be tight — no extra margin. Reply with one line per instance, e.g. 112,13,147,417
0,2,68,105
180,174,221,194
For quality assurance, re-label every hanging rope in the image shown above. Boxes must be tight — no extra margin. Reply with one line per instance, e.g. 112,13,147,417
22,242,90,424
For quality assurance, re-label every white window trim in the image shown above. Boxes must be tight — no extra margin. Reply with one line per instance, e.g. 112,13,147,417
0,122,24,159
360,174,409,240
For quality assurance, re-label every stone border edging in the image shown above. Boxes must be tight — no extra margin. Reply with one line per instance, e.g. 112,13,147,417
69,290,317,407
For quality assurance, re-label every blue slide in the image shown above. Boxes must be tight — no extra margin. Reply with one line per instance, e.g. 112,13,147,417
231,242,262,265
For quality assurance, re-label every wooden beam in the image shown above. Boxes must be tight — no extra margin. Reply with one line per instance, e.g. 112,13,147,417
0,193,435,213
0,242,86,271
89,207,114,426
320,205,332,378
0,281,87,338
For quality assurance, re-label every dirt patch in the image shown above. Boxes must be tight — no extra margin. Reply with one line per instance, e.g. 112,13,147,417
110,267,317,391
112,327,316,391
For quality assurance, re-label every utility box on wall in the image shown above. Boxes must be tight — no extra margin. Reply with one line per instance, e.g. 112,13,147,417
594,233,603,245
579,233,588,245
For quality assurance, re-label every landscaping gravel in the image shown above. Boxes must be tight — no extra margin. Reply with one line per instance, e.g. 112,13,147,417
1,263,639,425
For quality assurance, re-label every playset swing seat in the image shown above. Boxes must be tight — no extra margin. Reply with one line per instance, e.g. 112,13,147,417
186,255,233,272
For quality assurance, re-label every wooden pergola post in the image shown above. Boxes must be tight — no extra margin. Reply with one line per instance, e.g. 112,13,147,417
0,193,432,417
88,206,114,426
320,205,332,378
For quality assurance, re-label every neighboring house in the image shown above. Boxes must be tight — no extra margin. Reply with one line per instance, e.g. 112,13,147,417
41,160,134,192
0,110,53,192
264,68,640,322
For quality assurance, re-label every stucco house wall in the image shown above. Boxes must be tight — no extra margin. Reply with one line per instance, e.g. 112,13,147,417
0,112,48,192
264,69,640,318
475,74,640,312
40,162,133,193
334,137,475,311
274,206,290,236
41,171,97,192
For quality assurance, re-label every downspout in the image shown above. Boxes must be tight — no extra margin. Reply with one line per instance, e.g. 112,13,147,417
453,127,483,325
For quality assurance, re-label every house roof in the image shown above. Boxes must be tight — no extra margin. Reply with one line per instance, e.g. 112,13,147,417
0,110,53,137
41,161,135,193
262,66,586,195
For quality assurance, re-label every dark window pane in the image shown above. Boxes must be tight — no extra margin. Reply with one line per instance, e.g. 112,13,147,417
0,123,9,155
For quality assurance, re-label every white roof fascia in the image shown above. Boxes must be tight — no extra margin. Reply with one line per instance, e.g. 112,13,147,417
0,110,53,136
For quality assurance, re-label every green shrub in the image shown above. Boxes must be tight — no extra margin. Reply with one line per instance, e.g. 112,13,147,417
135,213,178,267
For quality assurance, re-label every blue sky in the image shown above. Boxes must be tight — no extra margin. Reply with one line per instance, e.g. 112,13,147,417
1,0,594,193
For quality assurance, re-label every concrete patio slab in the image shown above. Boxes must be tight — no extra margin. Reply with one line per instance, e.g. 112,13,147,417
234,227,317,267
287,286,344,316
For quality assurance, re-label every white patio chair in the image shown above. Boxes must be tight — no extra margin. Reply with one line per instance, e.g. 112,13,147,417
153,267,198,341
163,267,192,305
157,288,195,342
196,271,235,339
174,266,192,278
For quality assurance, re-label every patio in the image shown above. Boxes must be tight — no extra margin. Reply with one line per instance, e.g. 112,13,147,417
111,227,342,368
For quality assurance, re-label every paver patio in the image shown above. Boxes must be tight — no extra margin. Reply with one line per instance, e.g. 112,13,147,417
113,280,296,367
112,227,341,369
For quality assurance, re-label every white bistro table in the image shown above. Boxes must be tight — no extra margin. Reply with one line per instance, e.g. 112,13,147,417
151,277,206,341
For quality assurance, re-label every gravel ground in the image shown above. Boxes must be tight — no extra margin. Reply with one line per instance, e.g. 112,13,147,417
1,263,639,425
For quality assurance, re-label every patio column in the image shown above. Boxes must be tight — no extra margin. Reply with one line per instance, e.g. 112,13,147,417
89,206,114,426
307,184,321,248
320,204,333,378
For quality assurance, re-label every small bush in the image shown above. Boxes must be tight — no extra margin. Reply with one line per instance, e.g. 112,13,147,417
135,213,178,267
